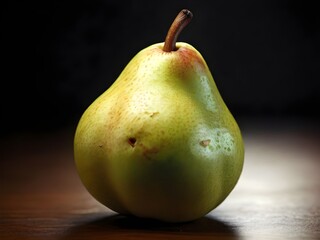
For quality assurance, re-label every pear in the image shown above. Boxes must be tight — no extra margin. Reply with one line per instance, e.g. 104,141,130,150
74,9,244,223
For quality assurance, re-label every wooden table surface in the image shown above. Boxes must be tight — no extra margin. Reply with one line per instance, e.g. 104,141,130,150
1,120,320,240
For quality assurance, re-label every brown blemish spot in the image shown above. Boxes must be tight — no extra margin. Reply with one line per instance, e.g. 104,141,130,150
150,112,159,118
143,147,159,159
128,137,137,147
144,147,159,155
98,144,103,148
139,143,159,160
144,111,160,118
200,139,211,147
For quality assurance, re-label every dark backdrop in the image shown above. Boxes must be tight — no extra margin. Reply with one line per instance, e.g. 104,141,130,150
1,0,319,135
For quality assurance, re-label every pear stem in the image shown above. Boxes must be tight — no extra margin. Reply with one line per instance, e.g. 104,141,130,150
163,9,193,52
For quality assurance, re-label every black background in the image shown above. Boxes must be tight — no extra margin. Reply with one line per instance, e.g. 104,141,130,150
1,0,320,136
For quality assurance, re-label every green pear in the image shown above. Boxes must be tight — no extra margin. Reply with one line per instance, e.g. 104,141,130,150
74,9,244,223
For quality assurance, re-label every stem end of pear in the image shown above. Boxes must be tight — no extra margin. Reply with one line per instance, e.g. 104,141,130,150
163,9,193,52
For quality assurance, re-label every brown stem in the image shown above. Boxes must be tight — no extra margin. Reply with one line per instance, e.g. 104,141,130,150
163,9,193,52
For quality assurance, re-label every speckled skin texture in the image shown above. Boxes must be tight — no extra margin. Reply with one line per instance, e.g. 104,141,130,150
74,42,244,222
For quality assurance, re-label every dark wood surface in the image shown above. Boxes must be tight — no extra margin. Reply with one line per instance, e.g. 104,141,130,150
1,122,320,240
